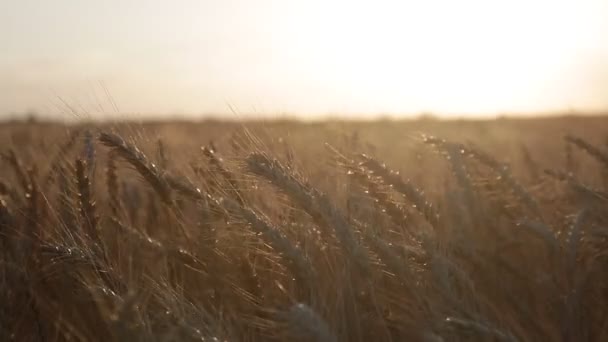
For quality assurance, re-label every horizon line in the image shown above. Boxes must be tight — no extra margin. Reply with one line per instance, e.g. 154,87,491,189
3,109,608,124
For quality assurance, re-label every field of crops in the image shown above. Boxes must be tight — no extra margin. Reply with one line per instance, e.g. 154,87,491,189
1,115,607,341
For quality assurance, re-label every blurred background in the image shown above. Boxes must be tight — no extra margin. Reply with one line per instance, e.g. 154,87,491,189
1,0,607,120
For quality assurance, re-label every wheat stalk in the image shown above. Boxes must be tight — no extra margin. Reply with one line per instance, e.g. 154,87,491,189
99,132,172,204
565,135,608,168
75,159,99,242
246,152,371,274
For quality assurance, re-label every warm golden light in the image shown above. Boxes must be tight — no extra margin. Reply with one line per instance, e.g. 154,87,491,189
1,0,607,118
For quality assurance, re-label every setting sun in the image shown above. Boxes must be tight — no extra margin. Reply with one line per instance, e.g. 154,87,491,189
1,0,607,118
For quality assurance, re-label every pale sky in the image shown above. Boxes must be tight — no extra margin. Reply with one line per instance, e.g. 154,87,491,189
1,0,608,119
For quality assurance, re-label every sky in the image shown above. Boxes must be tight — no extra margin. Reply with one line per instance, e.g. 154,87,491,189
1,0,607,119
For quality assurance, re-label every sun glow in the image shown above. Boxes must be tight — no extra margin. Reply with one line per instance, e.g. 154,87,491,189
269,0,608,115
1,0,607,117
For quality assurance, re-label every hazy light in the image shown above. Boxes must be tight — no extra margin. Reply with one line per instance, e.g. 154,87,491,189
1,0,607,118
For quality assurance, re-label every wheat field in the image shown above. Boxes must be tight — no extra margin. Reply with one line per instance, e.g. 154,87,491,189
1,116,607,341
